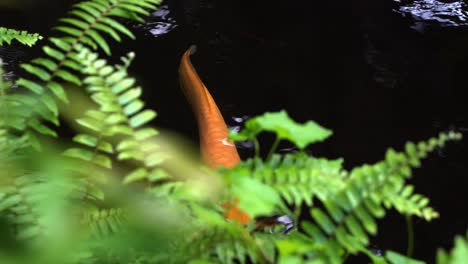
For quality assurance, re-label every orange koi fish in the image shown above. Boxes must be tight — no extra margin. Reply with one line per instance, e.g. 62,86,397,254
179,45,250,224
178,45,241,168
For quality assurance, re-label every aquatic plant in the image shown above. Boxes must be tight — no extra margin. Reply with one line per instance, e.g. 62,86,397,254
0,0,465,263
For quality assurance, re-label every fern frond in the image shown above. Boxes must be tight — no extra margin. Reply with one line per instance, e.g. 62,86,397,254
171,205,276,264
0,60,32,154
0,27,43,46
56,0,161,56
82,208,126,237
0,175,45,240
58,49,186,253
11,0,160,151
292,131,462,263
65,48,172,192
63,111,115,170
0,162,102,244
182,223,265,263
226,153,346,207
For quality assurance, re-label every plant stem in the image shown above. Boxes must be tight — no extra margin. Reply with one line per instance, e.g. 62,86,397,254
294,203,302,223
253,138,260,158
406,214,414,257
266,136,280,161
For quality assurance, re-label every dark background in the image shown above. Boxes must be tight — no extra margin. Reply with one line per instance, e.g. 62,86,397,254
1,0,467,262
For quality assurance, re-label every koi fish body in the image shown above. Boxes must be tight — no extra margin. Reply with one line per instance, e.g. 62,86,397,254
178,45,240,168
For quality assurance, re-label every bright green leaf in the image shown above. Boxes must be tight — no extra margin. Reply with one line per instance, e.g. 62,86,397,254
386,251,425,264
123,168,148,184
129,109,156,128
233,110,332,149
230,175,282,217
16,78,43,94
56,70,82,85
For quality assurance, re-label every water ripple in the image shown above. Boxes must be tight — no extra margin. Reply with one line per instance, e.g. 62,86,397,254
228,115,254,149
133,4,178,38
393,0,468,31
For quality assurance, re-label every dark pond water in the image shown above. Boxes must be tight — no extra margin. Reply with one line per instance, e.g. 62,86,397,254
1,0,468,262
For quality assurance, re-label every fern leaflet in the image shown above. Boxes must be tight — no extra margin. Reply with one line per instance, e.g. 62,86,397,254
0,27,43,46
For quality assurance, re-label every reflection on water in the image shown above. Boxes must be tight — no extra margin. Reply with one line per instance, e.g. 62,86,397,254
228,115,254,149
227,115,300,153
278,147,299,153
393,0,468,32
133,4,177,38
231,115,249,124
363,34,400,88
0,46,25,84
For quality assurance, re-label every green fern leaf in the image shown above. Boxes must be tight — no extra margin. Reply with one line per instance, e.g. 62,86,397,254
100,17,135,39
311,208,335,235
119,4,150,15
0,194,22,211
386,251,425,264
123,99,144,115
54,26,82,37
85,29,111,55
50,37,73,51
16,78,44,94
123,0,158,9
41,93,59,116
73,134,114,154
82,208,126,237
28,119,57,137
111,77,136,93
59,17,89,29
123,168,149,184
70,9,95,23
21,63,52,81
85,1,107,12
42,46,65,60
134,127,158,140
129,109,156,128
63,147,95,161
108,8,144,22
32,58,58,71
93,23,121,41
118,87,142,104
47,82,69,103
62,59,82,71
75,3,101,18
55,69,82,85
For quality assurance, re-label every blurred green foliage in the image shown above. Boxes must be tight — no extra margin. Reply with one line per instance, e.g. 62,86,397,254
0,0,466,263
437,233,468,264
